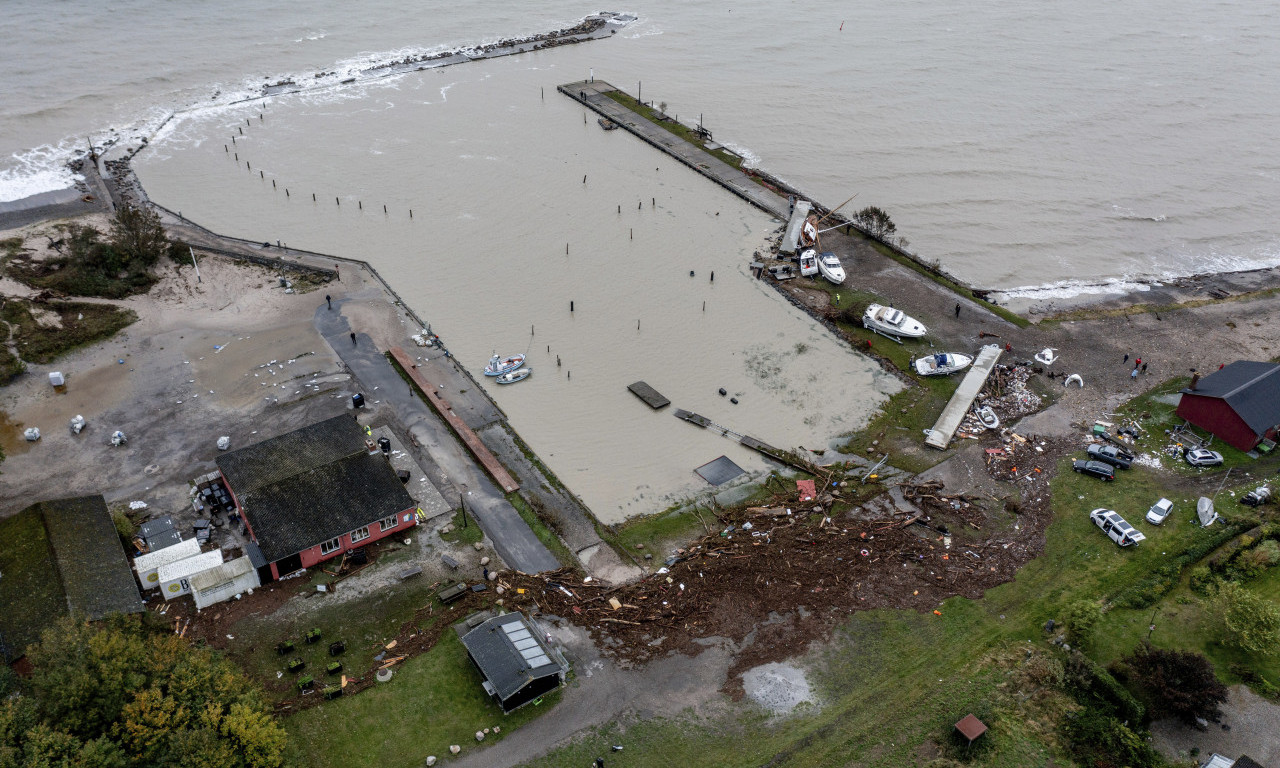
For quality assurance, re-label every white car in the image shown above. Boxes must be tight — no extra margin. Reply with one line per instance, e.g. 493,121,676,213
1145,498,1174,525
1184,448,1224,467
1090,508,1146,547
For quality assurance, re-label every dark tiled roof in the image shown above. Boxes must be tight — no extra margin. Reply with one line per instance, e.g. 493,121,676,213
39,495,144,620
217,414,368,495
1181,361,1280,437
1233,757,1267,768
461,613,565,702
219,417,415,563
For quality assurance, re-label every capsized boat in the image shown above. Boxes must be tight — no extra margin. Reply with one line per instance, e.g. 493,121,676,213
801,215,818,247
913,352,973,376
495,368,531,385
862,303,927,340
817,251,845,284
484,354,525,377
798,249,819,277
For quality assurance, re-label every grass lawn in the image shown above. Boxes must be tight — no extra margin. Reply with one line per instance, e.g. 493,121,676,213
601,90,747,170
0,507,67,660
525,458,1279,766
285,631,557,768
508,492,574,567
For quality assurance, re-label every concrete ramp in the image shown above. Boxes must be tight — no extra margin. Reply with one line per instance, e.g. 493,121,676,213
925,345,1003,450
780,200,812,254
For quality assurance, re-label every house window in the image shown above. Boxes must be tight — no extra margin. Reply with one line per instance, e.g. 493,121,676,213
320,537,341,555
350,526,370,543
379,515,398,532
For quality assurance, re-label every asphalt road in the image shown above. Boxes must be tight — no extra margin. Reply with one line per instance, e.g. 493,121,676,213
313,300,560,574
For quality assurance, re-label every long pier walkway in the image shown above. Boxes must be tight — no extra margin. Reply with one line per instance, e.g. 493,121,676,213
560,81,791,220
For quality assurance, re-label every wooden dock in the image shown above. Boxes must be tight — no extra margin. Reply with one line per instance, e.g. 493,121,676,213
628,381,670,409
673,409,817,473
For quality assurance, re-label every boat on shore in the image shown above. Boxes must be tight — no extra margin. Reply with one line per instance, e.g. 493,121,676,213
817,251,845,284
976,405,1000,429
862,303,927,341
913,352,972,376
798,249,819,277
495,368,531,385
484,354,525,377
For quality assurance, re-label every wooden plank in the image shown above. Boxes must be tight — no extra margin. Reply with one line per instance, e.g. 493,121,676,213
627,381,670,409
673,409,713,428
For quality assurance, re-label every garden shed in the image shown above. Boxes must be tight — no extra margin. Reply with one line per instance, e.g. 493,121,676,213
460,612,568,712
1177,361,1280,452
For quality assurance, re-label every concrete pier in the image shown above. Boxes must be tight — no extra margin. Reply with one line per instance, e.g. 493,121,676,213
925,345,1004,450
560,81,790,220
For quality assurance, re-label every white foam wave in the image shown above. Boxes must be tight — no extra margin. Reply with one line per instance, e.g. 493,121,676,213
995,278,1152,301
1111,204,1167,222
722,141,761,169
0,139,85,202
294,30,327,43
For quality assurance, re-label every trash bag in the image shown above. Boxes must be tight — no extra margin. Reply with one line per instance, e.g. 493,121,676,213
70,415,86,434
111,430,127,446
217,435,231,451
1033,348,1058,365
1063,373,1084,388
23,427,40,441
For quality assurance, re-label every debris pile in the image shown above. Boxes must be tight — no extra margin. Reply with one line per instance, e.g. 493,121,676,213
978,364,1043,422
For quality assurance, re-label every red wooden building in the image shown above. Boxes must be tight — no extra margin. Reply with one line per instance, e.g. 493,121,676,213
1176,361,1280,452
217,414,418,580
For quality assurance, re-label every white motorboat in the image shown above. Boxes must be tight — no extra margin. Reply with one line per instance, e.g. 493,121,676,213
495,368,531,385
976,406,1000,430
798,249,819,277
484,353,525,377
913,352,973,376
862,303,927,340
817,251,845,284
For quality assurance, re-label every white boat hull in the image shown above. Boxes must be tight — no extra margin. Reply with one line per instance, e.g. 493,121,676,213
817,251,845,284
484,353,526,377
495,368,531,385
862,303,927,340
913,352,973,376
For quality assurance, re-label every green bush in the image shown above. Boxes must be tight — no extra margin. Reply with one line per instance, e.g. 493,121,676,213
1059,708,1166,768
1218,582,1280,654
1190,565,1218,595
1111,521,1252,608
1063,600,1103,645
1064,650,1145,725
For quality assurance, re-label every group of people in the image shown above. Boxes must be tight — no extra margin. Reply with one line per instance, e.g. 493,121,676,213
1123,354,1149,381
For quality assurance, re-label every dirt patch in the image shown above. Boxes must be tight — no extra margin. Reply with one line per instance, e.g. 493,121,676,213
741,661,816,715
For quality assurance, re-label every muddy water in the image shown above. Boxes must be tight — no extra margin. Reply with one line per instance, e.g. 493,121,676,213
134,54,901,522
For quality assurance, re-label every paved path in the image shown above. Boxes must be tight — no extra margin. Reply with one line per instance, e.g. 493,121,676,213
391,347,519,492
560,80,791,220
313,302,560,574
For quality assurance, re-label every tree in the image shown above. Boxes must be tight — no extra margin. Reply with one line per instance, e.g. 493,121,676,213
852,206,896,239
1218,581,1280,654
1119,643,1228,725
13,616,286,768
1062,600,1103,645
108,205,168,272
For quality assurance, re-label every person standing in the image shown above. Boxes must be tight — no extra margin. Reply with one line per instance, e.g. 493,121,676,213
1131,368,1139,382
955,303,961,318
326,294,332,310
1123,353,1129,364
350,331,357,346
1134,357,1142,369
1141,362,1148,374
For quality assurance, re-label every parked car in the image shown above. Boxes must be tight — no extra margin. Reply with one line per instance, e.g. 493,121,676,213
1072,460,1116,481
1184,448,1224,467
1145,498,1174,525
1090,508,1147,546
1087,444,1132,469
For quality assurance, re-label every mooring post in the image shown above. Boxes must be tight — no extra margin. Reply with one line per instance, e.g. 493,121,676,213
336,197,340,206
286,188,289,197
566,243,569,255
312,193,316,201
232,136,236,144
570,301,574,312
225,144,228,152
409,209,413,218
383,204,387,213
239,126,243,135
703,301,706,311
246,161,251,170
259,170,264,178
358,200,362,210
272,179,276,188
234,153,238,161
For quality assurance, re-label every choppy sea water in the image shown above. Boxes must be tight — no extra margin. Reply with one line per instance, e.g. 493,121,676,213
4,0,1280,293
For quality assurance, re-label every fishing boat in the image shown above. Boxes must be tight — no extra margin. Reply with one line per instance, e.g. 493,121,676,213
817,251,845,284
976,406,1000,430
798,249,819,277
913,352,973,376
862,303,927,341
495,368,531,385
484,354,525,377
